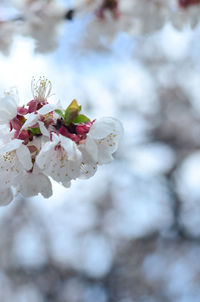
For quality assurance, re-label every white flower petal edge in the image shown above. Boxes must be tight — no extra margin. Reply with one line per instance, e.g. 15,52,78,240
37,104,56,115
0,87,19,124
38,121,50,138
0,188,13,206
0,139,32,190
21,104,56,130
36,133,82,187
14,167,53,199
0,139,23,154
84,117,123,165
78,117,123,179
16,143,32,171
78,144,98,179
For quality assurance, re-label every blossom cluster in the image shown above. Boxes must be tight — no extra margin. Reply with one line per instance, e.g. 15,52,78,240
1,0,200,55
82,0,200,49
0,77,123,205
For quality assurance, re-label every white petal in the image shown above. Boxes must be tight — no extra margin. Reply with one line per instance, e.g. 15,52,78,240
37,104,56,115
96,148,114,164
16,171,53,198
21,112,39,130
90,117,123,140
85,136,98,163
36,137,81,185
0,139,23,153
0,188,13,206
78,144,97,179
55,99,63,110
89,119,113,139
16,144,32,171
51,132,60,145
21,105,56,131
80,154,97,179
0,108,15,124
60,136,81,161
79,162,97,179
0,89,19,123
0,151,23,187
38,121,50,137
36,141,55,169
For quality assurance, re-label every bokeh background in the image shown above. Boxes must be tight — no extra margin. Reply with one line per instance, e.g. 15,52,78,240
1,0,200,301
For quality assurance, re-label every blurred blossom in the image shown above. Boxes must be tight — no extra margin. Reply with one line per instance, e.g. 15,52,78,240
12,285,43,302
0,1,199,301
126,142,176,176
104,164,174,239
11,225,47,268
78,232,113,278
175,152,200,237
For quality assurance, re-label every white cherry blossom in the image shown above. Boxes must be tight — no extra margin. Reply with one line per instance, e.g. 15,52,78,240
13,0,66,53
79,117,123,178
36,133,82,187
31,76,53,102
14,166,53,199
0,139,32,205
0,77,123,204
20,103,56,131
0,88,19,124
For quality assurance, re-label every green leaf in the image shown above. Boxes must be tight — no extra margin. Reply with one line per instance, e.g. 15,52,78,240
72,114,90,124
55,109,64,119
29,127,41,135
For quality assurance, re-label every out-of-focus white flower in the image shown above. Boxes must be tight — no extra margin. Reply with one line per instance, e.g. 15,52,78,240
36,133,82,187
171,2,200,29
0,22,16,56
13,0,66,53
0,88,19,125
78,0,200,49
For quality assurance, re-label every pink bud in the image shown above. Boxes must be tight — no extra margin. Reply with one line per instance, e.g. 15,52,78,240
10,117,22,131
76,124,90,135
28,100,37,113
14,130,30,144
59,126,80,143
76,121,94,135
17,107,28,115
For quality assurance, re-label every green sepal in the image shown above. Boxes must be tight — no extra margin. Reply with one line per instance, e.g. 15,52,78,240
72,114,90,124
64,109,78,125
29,127,42,135
55,109,64,119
